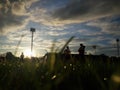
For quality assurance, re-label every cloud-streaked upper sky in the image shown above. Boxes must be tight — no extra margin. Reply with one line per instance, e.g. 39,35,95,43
0,0,120,57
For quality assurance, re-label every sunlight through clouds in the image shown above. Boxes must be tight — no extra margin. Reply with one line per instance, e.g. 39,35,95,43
0,0,120,57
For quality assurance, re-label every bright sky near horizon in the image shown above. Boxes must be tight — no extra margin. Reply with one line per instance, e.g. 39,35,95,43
0,0,120,57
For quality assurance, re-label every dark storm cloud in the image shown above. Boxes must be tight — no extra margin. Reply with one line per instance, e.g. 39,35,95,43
53,0,120,20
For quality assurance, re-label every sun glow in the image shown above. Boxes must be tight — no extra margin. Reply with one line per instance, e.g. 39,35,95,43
23,49,36,57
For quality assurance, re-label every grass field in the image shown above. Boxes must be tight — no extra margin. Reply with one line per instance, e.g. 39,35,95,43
0,37,120,90
0,54,120,90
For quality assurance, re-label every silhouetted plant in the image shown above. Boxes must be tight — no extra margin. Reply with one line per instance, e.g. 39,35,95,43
0,37,120,90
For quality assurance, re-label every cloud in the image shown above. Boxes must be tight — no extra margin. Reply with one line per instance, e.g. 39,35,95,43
0,0,119,57
47,31,67,36
1,0,120,33
87,15,120,36
26,0,120,27
0,0,38,34
52,0,120,23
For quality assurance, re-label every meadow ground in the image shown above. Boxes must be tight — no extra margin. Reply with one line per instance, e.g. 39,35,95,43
0,55,120,90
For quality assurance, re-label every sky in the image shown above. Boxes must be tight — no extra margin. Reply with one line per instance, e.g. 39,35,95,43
0,0,120,57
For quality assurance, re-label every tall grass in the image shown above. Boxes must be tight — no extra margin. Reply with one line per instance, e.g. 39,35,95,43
0,37,120,90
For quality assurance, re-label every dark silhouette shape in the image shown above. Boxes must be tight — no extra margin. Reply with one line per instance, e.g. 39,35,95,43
92,45,97,54
6,52,15,61
64,46,71,60
78,43,86,63
78,44,85,55
0,56,5,62
30,28,36,58
116,38,119,57
64,46,71,54
20,52,24,62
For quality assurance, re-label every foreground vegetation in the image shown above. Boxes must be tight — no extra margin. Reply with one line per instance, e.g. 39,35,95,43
0,55,120,90
0,37,120,90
